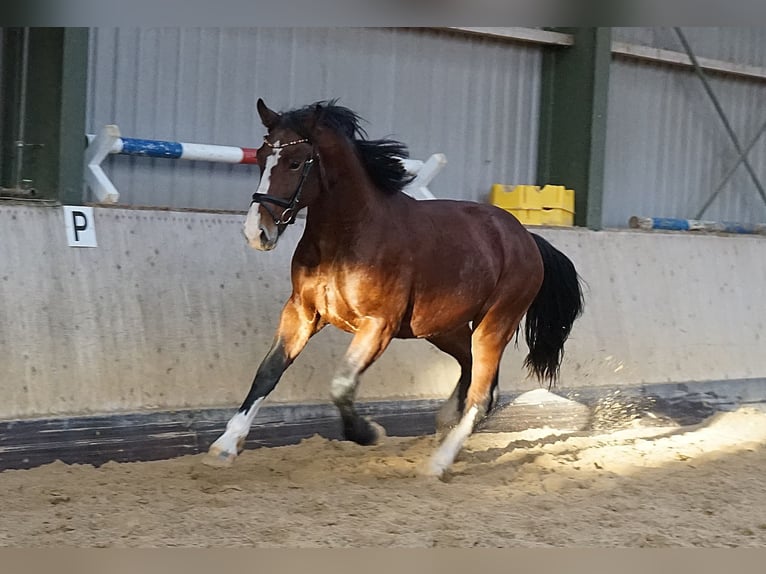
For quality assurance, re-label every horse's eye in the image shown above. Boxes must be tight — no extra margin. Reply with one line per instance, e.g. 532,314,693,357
289,160,302,171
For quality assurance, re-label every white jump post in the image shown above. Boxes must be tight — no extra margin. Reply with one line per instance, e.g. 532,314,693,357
401,154,447,200
84,125,122,203
84,125,447,204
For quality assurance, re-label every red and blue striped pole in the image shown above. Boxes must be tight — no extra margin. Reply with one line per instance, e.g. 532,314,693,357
85,133,260,164
84,124,265,202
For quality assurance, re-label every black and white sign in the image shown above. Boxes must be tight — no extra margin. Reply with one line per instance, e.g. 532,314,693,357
63,206,98,248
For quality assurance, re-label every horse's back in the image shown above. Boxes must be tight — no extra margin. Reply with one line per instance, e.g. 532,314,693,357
404,197,538,261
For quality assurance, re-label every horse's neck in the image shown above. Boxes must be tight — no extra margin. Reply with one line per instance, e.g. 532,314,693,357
302,146,390,247
303,186,382,248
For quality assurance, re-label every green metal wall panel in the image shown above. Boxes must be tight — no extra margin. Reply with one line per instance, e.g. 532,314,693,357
537,28,611,229
0,28,88,202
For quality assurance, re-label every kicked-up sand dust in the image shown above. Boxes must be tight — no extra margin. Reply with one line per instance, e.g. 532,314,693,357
1,406,765,547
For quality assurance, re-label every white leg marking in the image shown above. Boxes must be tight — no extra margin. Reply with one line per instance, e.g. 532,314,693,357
209,397,265,458
330,373,356,402
427,405,480,476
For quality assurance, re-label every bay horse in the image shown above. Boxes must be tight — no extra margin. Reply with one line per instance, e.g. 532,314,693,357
204,99,583,476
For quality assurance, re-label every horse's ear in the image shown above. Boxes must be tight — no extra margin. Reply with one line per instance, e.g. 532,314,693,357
257,98,280,129
306,102,324,134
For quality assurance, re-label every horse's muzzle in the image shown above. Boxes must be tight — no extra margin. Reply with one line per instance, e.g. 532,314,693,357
244,204,278,251
257,228,278,251
244,226,278,251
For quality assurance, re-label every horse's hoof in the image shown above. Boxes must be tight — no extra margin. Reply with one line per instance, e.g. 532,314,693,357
367,419,387,444
346,418,386,446
420,460,449,481
201,447,237,468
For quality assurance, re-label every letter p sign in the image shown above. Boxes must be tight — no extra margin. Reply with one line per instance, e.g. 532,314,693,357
64,206,98,247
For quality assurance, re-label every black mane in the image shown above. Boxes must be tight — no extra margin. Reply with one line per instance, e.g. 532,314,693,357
277,100,414,195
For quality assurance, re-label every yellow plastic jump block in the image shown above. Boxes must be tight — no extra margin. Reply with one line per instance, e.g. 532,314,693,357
490,184,575,226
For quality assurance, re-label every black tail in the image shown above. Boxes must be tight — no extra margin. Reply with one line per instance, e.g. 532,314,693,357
524,233,584,387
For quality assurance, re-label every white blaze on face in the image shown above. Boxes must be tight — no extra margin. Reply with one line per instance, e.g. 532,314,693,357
244,143,281,246
255,144,282,196
243,202,262,246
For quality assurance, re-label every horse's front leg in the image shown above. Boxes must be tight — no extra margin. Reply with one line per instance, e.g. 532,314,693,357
330,317,394,445
203,296,320,467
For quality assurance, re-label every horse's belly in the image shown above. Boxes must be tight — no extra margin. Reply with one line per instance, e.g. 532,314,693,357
308,271,481,338
406,291,483,338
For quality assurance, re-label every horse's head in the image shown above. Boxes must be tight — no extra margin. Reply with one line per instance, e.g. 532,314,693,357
244,99,321,251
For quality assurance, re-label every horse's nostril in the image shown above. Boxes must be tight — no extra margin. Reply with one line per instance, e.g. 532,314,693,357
260,229,269,244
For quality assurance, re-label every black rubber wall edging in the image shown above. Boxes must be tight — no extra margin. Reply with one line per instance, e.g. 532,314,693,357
1,379,764,472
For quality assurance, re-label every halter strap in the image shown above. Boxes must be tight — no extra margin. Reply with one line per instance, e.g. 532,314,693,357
263,136,309,149
251,153,315,226
252,135,315,226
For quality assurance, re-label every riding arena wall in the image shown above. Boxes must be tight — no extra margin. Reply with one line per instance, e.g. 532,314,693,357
1,202,764,421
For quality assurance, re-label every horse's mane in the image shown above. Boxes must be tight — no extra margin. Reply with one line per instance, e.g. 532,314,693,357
278,100,414,195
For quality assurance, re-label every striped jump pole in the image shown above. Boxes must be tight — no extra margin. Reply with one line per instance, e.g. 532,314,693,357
84,125,261,203
629,216,766,236
84,124,446,204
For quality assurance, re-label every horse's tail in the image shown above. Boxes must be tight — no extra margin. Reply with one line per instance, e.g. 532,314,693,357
523,233,584,387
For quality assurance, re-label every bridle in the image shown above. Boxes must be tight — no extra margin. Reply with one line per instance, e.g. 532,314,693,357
250,136,315,226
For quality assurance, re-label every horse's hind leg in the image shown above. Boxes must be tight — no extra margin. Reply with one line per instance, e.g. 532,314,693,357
428,325,500,433
426,313,521,477
330,317,394,445
428,326,471,432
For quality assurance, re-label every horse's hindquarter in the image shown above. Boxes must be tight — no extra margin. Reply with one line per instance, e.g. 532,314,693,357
403,200,543,337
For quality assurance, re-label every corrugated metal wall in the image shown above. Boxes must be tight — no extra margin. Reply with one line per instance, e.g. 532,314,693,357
604,28,766,227
86,27,542,210
83,26,766,226
613,27,766,66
